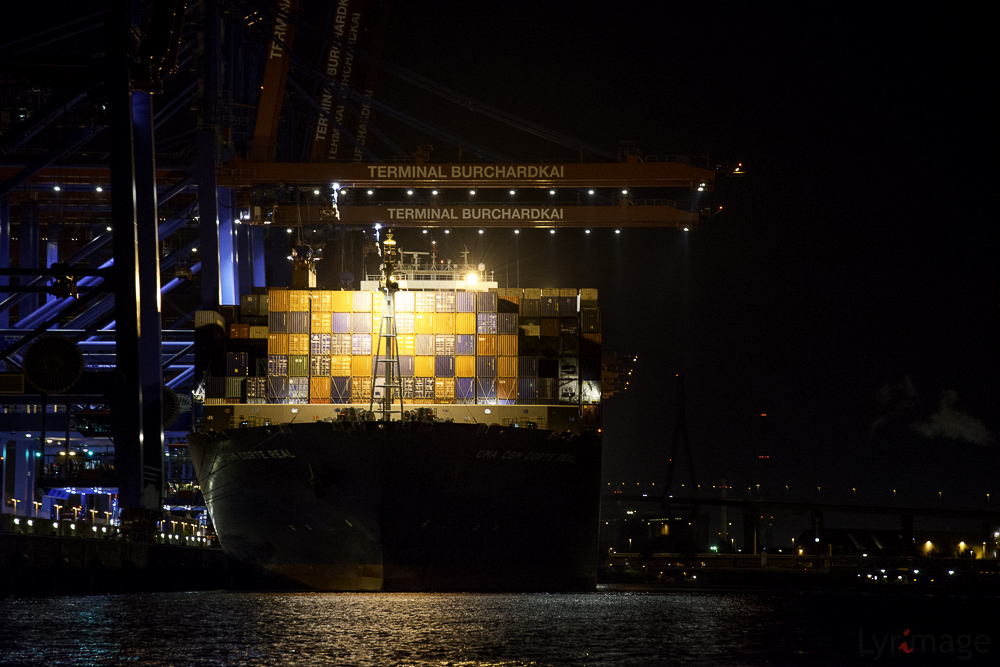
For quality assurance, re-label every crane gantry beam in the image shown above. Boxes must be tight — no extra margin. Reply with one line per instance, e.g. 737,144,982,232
270,203,700,228
220,158,715,190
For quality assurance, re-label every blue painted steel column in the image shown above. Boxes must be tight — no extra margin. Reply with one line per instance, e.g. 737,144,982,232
0,197,10,332
133,90,164,506
106,4,147,512
197,0,222,310
46,223,59,308
237,218,253,295
251,226,267,288
217,186,236,305
20,202,39,314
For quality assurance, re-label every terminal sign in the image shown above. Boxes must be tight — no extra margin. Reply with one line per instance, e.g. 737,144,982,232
367,165,566,180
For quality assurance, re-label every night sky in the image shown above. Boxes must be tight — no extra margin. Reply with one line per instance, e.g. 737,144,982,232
374,3,997,510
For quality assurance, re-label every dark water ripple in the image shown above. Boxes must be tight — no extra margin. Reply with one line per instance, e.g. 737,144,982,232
1,588,995,666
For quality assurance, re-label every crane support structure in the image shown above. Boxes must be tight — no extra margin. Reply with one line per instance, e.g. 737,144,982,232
221,158,714,190
270,203,698,228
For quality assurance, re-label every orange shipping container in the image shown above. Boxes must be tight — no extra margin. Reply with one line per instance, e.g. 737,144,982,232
268,289,290,312
351,355,372,377
499,334,518,356
331,355,352,376
414,356,434,377
289,290,311,312
498,356,518,377
331,291,351,312
309,377,331,399
456,312,476,334
477,334,498,356
267,333,289,355
455,356,476,377
498,377,517,400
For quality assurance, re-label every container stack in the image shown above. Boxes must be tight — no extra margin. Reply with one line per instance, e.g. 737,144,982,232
200,287,600,407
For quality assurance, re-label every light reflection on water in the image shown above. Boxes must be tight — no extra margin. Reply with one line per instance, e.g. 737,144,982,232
0,588,994,666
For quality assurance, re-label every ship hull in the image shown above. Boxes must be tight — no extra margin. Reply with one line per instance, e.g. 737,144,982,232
187,419,602,591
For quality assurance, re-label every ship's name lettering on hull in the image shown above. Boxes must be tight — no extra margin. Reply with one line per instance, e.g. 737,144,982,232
476,449,577,463
387,208,564,220
219,449,296,462
367,165,565,180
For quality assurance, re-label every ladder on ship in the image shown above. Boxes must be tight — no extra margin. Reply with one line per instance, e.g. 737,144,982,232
370,231,404,421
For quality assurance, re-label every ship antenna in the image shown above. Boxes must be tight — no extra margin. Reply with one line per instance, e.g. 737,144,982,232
369,230,404,422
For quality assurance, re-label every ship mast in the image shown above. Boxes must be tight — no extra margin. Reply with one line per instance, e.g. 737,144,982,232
370,231,404,421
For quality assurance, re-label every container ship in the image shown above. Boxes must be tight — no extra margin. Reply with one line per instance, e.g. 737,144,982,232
188,235,603,591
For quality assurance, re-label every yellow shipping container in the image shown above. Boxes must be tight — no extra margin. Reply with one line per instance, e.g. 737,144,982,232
289,290,311,311
434,312,455,333
559,288,577,297
455,356,476,377
396,312,414,333
249,325,269,339
311,312,332,333
288,334,310,355
498,356,518,377
395,291,415,312
331,355,352,376
414,356,434,377
310,377,331,399
522,287,542,300
351,376,373,401
477,334,498,356
435,377,455,400
313,290,333,312
331,291,351,312
398,334,415,356
352,291,371,312
267,333,288,355
414,312,435,334
499,334,518,356
351,355,373,377
456,312,476,334
268,289,290,312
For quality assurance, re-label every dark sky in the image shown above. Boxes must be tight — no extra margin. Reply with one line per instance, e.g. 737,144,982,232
375,2,997,509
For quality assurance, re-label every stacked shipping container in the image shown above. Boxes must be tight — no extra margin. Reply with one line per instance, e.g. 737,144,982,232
198,287,601,407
